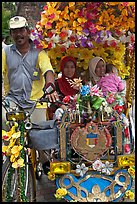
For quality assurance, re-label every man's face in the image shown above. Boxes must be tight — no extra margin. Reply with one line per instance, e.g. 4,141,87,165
10,27,30,46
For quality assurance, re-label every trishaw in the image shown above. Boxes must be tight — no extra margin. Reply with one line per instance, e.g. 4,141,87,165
2,2,135,202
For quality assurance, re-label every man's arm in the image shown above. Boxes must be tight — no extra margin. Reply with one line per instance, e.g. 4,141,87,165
38,50,59,102
44,70,59,102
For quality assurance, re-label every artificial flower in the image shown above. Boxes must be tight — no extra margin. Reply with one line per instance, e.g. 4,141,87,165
101,161,113,175
54,188,68,199
47,171,56,181
80,85,90,96
128,166,135,178
124,190,135,200
90,85,103,97
12,158,25,169
2,146,9,156
124,144,130,154
67,77,82,90
11,145,23,157
92,159,103,171
75,163,88,177
11,131,21,139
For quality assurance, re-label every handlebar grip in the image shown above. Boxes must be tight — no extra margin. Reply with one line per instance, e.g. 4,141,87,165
39,97,67,105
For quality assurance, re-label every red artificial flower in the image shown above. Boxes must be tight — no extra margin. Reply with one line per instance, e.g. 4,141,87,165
113,104,124,114
110,41,117,48
69,35,76,42
69,44,75,49
60,46,66,52
48,41,53,49
47,31,54,38
124,127,130,138
130,36,135,43
59,31,68,40
103,41,108,48
115,29,122,36
2,135,9,140
63,95,72,103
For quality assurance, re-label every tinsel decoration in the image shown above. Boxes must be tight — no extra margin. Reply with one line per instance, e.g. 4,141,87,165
125,47,135,117
6,166,14,202
19,122,27,202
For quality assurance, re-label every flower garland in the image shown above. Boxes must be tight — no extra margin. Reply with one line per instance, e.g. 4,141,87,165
2,122,27,201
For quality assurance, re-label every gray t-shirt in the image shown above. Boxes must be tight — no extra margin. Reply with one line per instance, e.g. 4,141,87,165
3,43,41,109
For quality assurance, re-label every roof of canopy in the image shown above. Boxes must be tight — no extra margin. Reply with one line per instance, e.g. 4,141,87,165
31,2,135,79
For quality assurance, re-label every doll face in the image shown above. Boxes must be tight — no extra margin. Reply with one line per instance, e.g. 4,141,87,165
63,61,76,78
95,60,106,77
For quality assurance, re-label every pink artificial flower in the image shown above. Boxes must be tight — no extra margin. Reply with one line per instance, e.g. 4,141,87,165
45,22,52,29
48,13,55,19
124,144,130,154
106,97,115,104
90,85,103,97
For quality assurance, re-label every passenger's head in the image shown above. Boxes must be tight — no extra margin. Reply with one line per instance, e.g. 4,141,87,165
88,57,106,83
106,64,118,75
60,56,77,79
106,64,114,73
9,16,30,46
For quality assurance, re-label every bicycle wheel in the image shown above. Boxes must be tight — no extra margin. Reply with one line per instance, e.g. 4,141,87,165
2,157,36,202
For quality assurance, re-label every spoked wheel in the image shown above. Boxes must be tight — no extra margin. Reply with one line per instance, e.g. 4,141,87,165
2,158,36,202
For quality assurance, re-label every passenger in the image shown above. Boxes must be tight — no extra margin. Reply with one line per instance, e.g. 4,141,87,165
97,63,125,96
47,56,79,119
88,56,106,86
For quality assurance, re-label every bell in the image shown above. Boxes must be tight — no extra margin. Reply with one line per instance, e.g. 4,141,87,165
25,121,32,130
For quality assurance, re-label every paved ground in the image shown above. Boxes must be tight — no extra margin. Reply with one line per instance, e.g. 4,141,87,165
36,172,135,202
36,173,65,202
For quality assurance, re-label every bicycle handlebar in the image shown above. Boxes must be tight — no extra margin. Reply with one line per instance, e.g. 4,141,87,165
2,96,68,121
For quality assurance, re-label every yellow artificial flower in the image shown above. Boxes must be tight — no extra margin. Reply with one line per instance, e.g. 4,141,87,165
124,190,135,200
12,131,21,139
11,145,23,156
128,166,135,178
69,2,75,7
77,17,87,24
2,146,8,154
10,154,16,163
108,2,119,6
12,158,25,169
8,137,16,148
47,171,56,181
79,48,93,61
2,130,11,141
54,188,68,199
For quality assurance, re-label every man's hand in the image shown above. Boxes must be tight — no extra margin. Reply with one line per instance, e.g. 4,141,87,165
43,82,59,102
47,90,59,103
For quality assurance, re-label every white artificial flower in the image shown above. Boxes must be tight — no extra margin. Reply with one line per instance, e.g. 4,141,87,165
92,160,103,171
104,106,112,115
54,108,64,120
123,117,129,127
99,105,103,111
76,163,88,177
101,161,113,175
102,101,108,107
